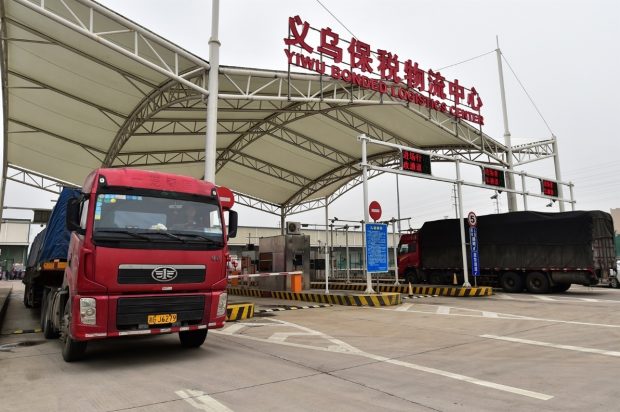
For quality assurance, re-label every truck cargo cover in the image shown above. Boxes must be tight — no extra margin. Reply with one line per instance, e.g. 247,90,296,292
37,187,81,264
420,211,615,270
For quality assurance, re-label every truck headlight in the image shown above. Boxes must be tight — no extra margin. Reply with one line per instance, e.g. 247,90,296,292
79,298,97,325
216,293,227,317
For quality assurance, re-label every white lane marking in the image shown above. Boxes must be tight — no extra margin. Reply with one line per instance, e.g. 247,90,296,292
218,324,246,335
481,335,620,358
577,298,598,302
268,331,321,342
374,304,620,328
482,311,499,318
395,303,414,312
176,389,234,412
495,294,516,300
213,319,552,401
534,296,556,301
436,306,451,315
218,322,288,335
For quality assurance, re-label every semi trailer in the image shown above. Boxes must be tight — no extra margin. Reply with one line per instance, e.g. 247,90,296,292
24,168,237,361
23,187,80,310
398,211,616,293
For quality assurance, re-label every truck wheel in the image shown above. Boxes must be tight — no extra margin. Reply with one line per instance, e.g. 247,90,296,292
551,283,571,293
430,273,443,285
61,301,87,362
526,272,550,294
500,272,524,293
23,284,33,308
42,291,60,339
179,329,208,348
611,277,620,289
404,269,419,284
40,288,49,330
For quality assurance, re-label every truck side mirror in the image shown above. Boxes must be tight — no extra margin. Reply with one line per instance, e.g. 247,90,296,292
227,210,238,238
66,198,84,235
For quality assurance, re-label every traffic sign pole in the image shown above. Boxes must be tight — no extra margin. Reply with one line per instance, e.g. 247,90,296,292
456,161,471,288
392,219,399,285
467,210,478,288
359,134,375,294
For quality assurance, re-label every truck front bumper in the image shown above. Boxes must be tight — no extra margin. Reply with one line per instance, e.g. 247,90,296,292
70,291,227,341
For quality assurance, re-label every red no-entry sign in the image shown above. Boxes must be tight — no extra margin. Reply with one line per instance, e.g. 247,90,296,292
369,201,382,222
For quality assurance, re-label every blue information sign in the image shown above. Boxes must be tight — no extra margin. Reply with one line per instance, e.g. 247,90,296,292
469,226,480,276
365,223,388,273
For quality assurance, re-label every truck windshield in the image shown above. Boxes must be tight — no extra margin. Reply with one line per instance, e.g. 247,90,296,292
92,193,223,242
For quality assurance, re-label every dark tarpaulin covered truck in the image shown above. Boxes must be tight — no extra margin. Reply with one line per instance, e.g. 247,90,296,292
397,211,616,293
23,187,81,308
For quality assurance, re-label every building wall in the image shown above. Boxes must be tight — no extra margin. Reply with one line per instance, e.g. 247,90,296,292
611,208,620,233
0,220,30,245
0,220,31,271
0,245,28,270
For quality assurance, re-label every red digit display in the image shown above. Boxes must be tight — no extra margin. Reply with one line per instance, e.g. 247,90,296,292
401,150,432,175
482,167,505,188
541,179,558,197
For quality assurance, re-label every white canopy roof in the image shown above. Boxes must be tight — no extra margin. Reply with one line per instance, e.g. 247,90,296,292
1,0,512,215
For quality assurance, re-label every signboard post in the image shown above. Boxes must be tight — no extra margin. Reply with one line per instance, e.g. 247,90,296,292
467,211,479,287
365,223,388,274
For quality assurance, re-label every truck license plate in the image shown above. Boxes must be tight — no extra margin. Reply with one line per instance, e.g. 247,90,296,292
147,314,177,325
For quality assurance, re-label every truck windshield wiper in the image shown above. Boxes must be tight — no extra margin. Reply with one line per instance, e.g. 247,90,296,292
173,233,223,245
95,229,150,241
142,231,187,243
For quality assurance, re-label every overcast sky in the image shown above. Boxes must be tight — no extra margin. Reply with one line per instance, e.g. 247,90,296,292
3,0,619,233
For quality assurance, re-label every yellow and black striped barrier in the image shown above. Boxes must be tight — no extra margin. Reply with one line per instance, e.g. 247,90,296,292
271,291,401,306
228,286,401,306
226,302,255,321
310,282,492,297
227,288,268,298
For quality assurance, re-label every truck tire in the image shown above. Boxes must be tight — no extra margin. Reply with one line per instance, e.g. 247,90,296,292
611,277,620,289
500,272,524,293
61,300,87,362
43,291,60,339
179,329,208,348
23,283,33,308
551,283,571,293
404,269,419,284
526,272,550,294
40,288,49,330
430,272,444,285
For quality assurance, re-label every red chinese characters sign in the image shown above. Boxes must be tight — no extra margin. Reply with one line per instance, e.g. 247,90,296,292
284,15,484,125
401,150,431,175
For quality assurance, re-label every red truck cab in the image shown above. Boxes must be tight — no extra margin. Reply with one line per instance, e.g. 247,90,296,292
398,231,422,284
44,168,237,361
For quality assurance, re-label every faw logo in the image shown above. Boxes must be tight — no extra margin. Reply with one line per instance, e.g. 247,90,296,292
151,266,178,282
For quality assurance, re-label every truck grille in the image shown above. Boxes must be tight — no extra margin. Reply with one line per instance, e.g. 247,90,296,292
116,296,205,330
117,264,205,284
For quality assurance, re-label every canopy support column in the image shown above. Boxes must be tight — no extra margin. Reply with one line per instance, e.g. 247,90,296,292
204,0,220,183
324,197,330,294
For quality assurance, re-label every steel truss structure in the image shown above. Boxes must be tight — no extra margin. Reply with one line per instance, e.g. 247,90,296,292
0,0,565,220
5,165,78,194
